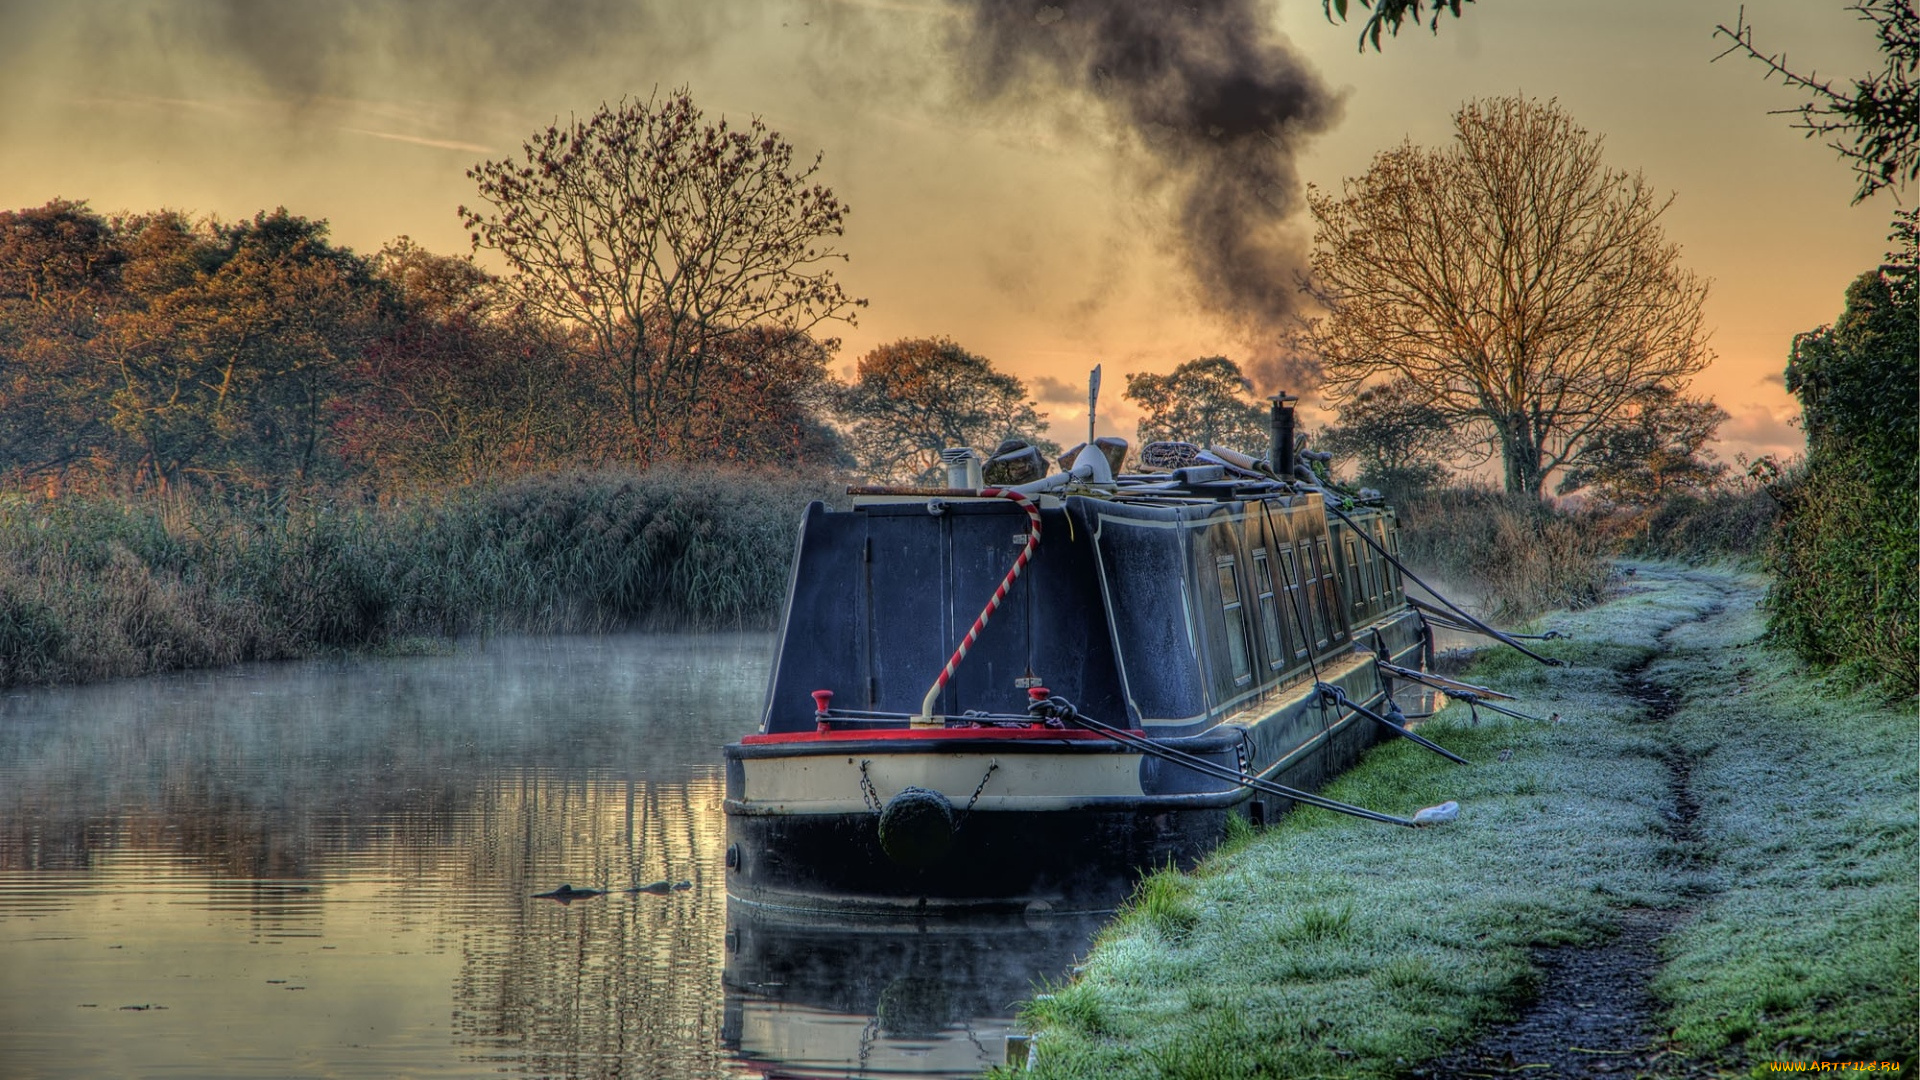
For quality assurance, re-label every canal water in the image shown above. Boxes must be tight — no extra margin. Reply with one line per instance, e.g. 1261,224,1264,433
0,635,1100,1079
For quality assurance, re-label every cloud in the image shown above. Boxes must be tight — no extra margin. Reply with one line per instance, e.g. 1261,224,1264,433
1029,373,1091,406
341,127,494,154
1718,402,1804,459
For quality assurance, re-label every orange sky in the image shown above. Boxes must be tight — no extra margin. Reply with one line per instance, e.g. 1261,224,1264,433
0,0,1899,468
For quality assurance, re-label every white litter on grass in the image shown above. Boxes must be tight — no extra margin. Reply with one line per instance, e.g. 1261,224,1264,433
1413,801,1460,826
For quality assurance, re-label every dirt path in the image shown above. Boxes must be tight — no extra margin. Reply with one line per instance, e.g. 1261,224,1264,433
1422,595,1727,1080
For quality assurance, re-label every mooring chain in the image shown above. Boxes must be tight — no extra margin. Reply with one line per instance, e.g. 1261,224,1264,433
861,757,998,827
954,760,1000,830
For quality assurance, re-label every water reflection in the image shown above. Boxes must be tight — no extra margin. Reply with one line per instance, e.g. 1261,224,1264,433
724,905,1106,1078
0,635,1092,1079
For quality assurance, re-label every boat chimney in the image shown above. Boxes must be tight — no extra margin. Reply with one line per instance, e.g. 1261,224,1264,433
941,447,984,491
1269,392,1298,474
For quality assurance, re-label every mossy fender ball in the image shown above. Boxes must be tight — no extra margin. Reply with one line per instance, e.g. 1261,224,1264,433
877,786,957,868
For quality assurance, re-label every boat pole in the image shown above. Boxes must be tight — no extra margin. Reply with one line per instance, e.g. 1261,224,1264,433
1088,364,1101,446
1322,502,1568,668
1372,658,1518,700
1028,694,1435,828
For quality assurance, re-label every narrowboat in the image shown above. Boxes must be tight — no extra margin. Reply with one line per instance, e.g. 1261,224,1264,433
722,397,1449,915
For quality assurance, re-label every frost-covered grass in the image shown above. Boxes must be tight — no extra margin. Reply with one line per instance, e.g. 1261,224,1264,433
1652,586,1917,1065
1000,565,1918,1078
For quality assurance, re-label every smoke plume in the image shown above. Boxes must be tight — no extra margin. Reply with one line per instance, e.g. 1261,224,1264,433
947,0,1339,390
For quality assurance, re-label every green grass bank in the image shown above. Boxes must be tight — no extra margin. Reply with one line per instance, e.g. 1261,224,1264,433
1000,565,1917,1078
0,467,836,688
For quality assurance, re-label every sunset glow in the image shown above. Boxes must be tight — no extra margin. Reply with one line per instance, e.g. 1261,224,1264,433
0,0,1896,467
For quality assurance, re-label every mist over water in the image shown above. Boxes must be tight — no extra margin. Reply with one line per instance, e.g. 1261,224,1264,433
0,635,1080,1078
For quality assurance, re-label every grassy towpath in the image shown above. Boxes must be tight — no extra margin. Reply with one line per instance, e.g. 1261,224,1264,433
998,564,1917,1079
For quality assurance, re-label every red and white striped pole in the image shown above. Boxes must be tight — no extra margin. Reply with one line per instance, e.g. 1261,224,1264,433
915,488,1043,726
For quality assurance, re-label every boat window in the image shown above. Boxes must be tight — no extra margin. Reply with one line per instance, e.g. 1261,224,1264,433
1314,537,1346,642
1362,536,1382,607
1386,526,1403,602
1344,536,1365,612
1377,523,1397,603
1251,549,1288,670
1297,542,1333,650
1215,556,1253,687
1276,548,1311,660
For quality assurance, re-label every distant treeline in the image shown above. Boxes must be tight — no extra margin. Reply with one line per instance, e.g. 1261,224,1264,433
2,201,1908,693
0,201,843,496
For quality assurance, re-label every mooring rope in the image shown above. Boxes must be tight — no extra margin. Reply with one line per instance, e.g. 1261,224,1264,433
1026,693,1421,827
1405,597,1568,641
1315,683,1470,765
1320,502,1567,667
917,487,1043,725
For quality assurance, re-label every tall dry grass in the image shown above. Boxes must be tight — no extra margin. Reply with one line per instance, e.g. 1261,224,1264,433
0,467,837,688
1394,486,1616,621
1596,485,1780,564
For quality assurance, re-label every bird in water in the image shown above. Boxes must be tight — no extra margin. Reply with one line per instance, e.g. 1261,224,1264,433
534,884,606,904
629,879,694,895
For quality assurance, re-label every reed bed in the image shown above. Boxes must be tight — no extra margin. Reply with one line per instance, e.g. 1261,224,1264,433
0,467,837,688
1394,486,1616,620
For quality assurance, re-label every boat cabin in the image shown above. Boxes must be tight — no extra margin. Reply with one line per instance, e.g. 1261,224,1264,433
758,490,1405,738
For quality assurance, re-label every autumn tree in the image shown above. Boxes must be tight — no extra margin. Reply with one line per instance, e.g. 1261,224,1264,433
1306,96,1713,498
98,210,387,491
0,200,122,486
672,324,845,467
340,238,594,486
462,89,863,465
1554,387,1728,504
1124,356,1270,454
1319,377,1456,496
835,337,1055,484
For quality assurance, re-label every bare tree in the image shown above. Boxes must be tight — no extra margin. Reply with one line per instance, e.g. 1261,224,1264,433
461,89,863,463
1305,96,1713,498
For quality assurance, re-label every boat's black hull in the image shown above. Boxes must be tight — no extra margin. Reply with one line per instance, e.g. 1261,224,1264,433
723,705,1385,915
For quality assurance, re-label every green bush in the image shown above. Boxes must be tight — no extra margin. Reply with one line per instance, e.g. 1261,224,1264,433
1766,232,1918,693
1612,483,1780,563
